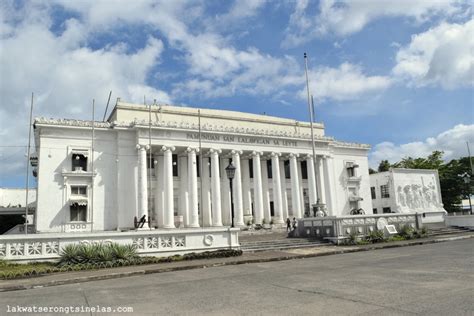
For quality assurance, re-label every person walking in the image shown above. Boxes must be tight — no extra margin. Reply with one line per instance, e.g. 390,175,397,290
292,217,297,230
286,218,291,231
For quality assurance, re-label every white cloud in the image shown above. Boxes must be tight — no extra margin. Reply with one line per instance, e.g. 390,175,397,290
0,1,171,183
218,0,267,21
51,0,301,100
301,63,392,102
369,124,474,167
393,19,474,89
283,0,466,47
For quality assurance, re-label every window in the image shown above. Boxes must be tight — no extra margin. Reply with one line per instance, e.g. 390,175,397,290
346,162,358,178
196,155,200,177
371,187,376,199
70,204,87,222
373,208,378,214
383,207,391,214
284,160,290,179
249,159,253,178
301,160,308,179
267,160,272,178
347,167,355,177
380,185,390,198
71,186,87,196
146,153,155,169
172,154,178,177
72,153,87,171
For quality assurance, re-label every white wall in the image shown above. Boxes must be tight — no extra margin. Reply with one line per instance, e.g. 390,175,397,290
36,127,121,232
331,148,372,216
370,169,446,215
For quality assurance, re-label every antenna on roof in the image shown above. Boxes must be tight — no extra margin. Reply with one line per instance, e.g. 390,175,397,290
102,91,112,122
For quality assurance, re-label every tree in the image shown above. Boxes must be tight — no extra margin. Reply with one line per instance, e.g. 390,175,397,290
393,151,444,170
377,160,391,172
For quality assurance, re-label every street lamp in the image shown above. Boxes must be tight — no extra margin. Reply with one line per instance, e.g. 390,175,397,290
458,172,472,215
225,162,236,228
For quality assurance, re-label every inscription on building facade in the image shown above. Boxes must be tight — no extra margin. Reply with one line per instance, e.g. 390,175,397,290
186,133,298,147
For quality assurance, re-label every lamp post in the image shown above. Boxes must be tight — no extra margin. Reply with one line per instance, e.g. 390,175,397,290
458,172,472,215
225,162,236,228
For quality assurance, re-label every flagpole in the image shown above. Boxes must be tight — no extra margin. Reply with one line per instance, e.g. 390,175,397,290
148,98,154,230
467,141,473,175
198,109,203,228
91,99,95,232
304,53,322,212
24,92,34,235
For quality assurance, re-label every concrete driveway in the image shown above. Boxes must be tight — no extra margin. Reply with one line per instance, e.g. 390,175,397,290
1,239,473,315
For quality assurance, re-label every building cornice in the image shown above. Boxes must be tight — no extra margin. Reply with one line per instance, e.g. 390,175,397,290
34,117,370,150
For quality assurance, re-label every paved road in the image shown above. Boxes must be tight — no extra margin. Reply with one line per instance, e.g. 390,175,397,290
1,239,473,316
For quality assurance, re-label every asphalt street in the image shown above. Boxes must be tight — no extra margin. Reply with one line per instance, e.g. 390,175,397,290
1,239,473,316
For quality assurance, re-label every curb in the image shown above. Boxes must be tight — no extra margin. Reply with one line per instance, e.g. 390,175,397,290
1,234,472,292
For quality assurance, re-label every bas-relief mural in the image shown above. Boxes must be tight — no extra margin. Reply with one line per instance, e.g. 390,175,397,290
394,174,444,213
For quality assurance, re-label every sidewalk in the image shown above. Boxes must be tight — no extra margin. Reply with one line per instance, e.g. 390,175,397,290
1,232,472,292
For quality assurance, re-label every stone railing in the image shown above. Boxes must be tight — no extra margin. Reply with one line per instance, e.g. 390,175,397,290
445,215,474,228
297,213,423,244
0,227,240,262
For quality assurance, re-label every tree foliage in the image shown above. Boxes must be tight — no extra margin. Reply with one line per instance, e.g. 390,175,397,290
377,160,391,172
373,151,473,213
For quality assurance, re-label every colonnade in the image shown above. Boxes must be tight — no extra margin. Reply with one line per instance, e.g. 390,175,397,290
136,144,334,229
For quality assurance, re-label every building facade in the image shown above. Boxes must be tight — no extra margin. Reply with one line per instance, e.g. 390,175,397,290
370,168,446,215
33,101,372,233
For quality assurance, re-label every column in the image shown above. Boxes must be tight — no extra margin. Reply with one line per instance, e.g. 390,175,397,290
137,144,149,228
178,155,189,228
220,156,231,226
201,156,212,227
231,150,245,227
271,152,284,224
162,146,175,228
289,153,302,218
210,149,222,226
241,158,252,222
155,155,164,228
323,155,335,215
252,151,264,224
261,158,271,224
306,155,318,208
187,148,200,227
279,159,289,220
316,156,326,205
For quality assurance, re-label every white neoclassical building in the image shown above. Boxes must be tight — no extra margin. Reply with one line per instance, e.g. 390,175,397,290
32,101,372,233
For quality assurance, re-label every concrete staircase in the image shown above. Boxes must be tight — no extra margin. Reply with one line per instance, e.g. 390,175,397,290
427,226,474,237
239,232,328,252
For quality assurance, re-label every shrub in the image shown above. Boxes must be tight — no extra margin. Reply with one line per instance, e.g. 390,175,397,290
365,230,385,243
399,225,415,240
58,243,138,266
347,231,359,245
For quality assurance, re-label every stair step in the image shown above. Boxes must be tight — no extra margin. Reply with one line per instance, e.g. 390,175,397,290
241,242,323,249
240,239,319,246
241,243,329,252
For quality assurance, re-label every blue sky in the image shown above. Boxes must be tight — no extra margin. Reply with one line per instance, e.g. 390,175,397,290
0,0,473,188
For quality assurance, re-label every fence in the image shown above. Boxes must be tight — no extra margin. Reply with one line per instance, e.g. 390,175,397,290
0,227,240,262
297,213,423,244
